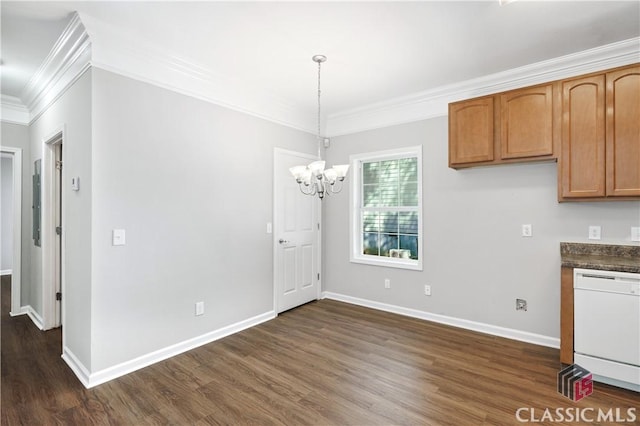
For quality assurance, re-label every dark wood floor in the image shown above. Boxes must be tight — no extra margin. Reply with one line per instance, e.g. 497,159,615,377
1,275,638,425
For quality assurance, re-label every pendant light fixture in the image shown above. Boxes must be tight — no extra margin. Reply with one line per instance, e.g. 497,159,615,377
289,55,349,199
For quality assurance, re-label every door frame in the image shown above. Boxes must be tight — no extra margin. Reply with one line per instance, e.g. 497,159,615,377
41,126,65,330
272,148,322,314
1,147,23,316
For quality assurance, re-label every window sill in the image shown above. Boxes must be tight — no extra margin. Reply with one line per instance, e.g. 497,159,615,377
350,255,423,271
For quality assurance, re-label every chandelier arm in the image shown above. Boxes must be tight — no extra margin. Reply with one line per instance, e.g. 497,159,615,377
329,180,344,194
298,182,316,196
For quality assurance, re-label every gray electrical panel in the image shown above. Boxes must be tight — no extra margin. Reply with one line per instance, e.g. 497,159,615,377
33,159,41,247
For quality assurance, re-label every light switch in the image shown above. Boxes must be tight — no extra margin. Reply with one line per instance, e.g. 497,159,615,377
71,177,80,191
112,229,126,246
632,227,640,242
266,222,272,234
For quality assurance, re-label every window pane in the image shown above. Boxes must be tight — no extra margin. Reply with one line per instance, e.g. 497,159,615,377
399,158,418,181
398,212,418,234
400,182,418,206
380,234,398,257
379,212,398,233
363,233,379,255
380,160,399,183
377,183,398,207
399,235,418,259
363,184,379,207
363,212,379,232
363,162,379,185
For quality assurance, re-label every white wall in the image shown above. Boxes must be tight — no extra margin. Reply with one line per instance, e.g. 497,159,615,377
1,122,30,301
323,116,640,341
1,155,13,272
90,68,317,372
29,69,92,367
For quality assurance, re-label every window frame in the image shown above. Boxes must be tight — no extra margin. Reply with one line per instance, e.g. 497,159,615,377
349,145,423,271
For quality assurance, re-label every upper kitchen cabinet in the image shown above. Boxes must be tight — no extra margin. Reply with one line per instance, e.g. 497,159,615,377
448,84,557,169
559,65,640,201
559,74,606,198
606,66,640,197
449,96,495,166
500,84,555,160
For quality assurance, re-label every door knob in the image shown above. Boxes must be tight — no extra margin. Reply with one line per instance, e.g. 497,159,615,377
278,239,289,244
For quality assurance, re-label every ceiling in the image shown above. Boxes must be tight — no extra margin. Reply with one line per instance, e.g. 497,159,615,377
2,1,639,122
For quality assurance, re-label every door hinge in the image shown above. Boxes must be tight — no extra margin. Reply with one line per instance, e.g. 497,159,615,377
55,226,62,235
56,292,62,301
317,223,320,230
317,273,320,280
56,160,63,170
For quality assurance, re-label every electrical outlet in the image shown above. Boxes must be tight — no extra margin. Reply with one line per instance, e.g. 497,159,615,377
384,278,391,289
521,224,532,237
588,225,601,240
112,229,126,246
424,284,431,296
195,301,205,316
631,227,640,242
516,299,527,311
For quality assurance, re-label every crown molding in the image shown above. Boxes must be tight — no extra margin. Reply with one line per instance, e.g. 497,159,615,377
20,13,92,124
80,13,316,135
326,37,640,137
1,95,30,125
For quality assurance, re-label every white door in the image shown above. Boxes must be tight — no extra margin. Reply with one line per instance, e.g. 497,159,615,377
54,143,62,327
274,148,321,313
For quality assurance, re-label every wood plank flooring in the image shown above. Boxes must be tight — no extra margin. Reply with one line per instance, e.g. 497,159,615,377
2,275,638,425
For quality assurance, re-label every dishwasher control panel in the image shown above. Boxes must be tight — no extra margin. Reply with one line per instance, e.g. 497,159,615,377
575,271,640,295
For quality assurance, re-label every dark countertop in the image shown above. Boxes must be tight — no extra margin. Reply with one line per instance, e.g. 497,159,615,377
560,242,640,274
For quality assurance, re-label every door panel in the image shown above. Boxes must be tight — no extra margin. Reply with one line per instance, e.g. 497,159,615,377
283,247,296,294
274,149,321,313
500,84,554,159
606,66,640,196
561,75,606,198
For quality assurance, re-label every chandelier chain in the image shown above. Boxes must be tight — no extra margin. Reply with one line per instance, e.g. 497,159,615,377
318,58,323,142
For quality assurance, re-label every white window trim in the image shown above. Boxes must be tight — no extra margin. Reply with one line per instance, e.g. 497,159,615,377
349,145,423,271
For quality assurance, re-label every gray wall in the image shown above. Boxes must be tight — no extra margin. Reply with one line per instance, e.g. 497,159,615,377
323,116,640,340
90,68,317,371
1,156,13,271
29,69,92,367
1,122,30,302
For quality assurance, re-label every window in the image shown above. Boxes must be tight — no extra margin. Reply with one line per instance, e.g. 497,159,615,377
350,146,422,270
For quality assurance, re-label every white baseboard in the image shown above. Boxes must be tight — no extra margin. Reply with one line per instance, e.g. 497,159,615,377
0,269,12,276
9,305,29,317
79,310,276,388
18,305,45,330
321,291,560,349
61,347,91,388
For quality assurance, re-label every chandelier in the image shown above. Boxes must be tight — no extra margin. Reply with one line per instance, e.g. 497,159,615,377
289,55,349,199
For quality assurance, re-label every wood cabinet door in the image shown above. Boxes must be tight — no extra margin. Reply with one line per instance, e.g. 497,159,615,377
561,75,606,198
449,97,494,166
500,84,554,159
606,66,640,197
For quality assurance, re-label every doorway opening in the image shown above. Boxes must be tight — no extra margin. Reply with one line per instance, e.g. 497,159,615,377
42,130,64,330
1,147,23,316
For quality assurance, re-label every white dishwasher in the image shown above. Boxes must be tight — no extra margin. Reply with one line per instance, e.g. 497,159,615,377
574,268,640,392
